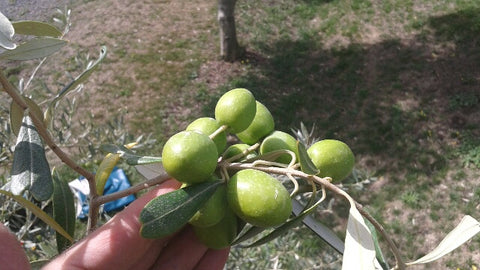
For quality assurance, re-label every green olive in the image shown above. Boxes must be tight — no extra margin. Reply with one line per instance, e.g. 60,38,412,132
236,101,275,145
193,206,238,249
222,143,257,161
214,88,256,133
227,169,292,228
161,131,218,184
186,117,227,154
189,183,227,228
307,139,355,183
259,130,299,164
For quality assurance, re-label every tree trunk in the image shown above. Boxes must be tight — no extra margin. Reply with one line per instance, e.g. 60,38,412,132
218,0,243,62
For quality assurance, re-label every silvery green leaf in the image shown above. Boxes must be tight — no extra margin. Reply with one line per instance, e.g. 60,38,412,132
292,199,344,254
297,141,320,175
53,46,107,102
52,170,75,253
0,37,66,60
10,116,53,201
0,11,16,50
140,181,221,239
136,163,168,181
12,21,62,37
10,96,45,136
406,215,480,265
100,143,162,165
341,205,376,270
365,219,389,270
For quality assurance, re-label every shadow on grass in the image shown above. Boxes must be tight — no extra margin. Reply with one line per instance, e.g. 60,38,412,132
219,8,480,179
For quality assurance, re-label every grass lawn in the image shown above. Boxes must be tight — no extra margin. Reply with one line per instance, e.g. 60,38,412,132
1,0,479,268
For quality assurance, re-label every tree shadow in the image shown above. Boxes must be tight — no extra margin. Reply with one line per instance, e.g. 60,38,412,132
231,8,480,178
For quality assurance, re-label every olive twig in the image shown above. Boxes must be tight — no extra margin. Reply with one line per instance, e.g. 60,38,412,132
95,172,171,206
224,161,405,269
223,142,260,163
251,159,289,168
0,72,96,183
209,124,229,140
287,173,299,197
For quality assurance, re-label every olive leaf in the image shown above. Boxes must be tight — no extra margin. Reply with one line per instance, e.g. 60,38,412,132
12,21,62,37
231,224,266,246
0,189,73,242
0,11,16,50
44,46,107,129
135,163,168,181
52,169,75,253
294,199,345,254
406,215,480,265
244,188,325,248
10,115,53,201
365,219,389,270
10,96,45,136
341,205,376,270
52,46,107,103
140,180,222,239
0,37,67,60
297,141,319,175
100,144,162,165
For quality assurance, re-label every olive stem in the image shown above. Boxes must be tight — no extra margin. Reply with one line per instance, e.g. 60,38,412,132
287,173,299,197
0,72,96,183
224,161,406,269
96,172,170,205
223,142,260,163
1,71,103,232
209,124,228,140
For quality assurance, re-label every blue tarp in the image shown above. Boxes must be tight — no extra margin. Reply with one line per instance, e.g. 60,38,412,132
71,167,136,219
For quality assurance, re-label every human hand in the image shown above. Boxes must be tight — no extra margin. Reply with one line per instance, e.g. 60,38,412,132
0,179,230,270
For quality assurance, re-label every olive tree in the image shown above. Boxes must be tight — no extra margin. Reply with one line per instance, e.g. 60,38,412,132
218,0,244,61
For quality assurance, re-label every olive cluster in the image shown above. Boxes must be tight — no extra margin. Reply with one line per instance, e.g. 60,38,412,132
161,88,354,249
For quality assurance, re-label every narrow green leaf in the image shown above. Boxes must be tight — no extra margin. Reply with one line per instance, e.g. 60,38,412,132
297,141,320,175
406,215,480,265
0,189,73,242
52,169,75,253
10,96,46,136
0,11,16,50
294,199,345,254
124,154,162,165
245,195,322,248
135,163,168,181
0,37,67,60
341,205,376,270
12,21,62,37
100,143,162,165
365,219,389,270
245,217,303,248
9,100,23,136
10,116,53,201
100,143,124,154
140,181,222,239
43,104,53,130
231,224,266,246
52,46,107,103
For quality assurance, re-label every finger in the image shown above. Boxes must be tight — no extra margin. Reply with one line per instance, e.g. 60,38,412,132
150,225,208,270
0,223,29,270
44,179,182,270
194,247,230,270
